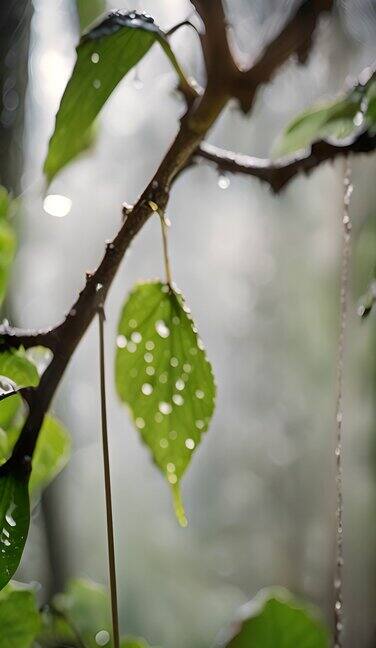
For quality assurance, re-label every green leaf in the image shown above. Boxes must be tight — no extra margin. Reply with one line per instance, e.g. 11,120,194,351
0,187,16,306
0,393,22,431
44,11,187,183
0,350,39,389
53,578,111,648
39,578,155,648
115,281,216,526
29,415,71,498
274,70,376,157
0,467,30,590
0,583,41,648
217,589,330,648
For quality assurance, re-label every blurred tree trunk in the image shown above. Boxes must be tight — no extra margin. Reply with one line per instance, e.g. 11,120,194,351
0,0,33,193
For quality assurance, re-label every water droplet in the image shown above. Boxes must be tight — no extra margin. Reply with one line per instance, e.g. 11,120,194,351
69,308,76,316
96,283,103,292
159,372,168,384
129,319,137,329
189,347,198,356
172,316,180,325
91,52,100,64
135,417,145,429
146,366,155,376
131,332,142,343
95,630,110,646
117,335,127,348
148,200,158,212
195,389,204,399
218,174,230,189
144,352,153,363
175,379,185,391
155,320,170,338
142,383,153,396
168,473,177,484
160,438,169,448
145,340,154,351
195,420,204,430
170,357,178,367
167,463,175,473
159,402,172,415
185,438,195,450
183,363,191,373
155,412,163,423
93,79,101,89
127,341,137,353
43,194,72,218
5,504,16,527
172,394,184,406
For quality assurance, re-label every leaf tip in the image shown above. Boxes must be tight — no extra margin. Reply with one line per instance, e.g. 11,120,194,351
171,481,188,528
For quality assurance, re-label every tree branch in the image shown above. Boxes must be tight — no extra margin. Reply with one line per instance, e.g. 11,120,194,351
1,0,340,471
232,0,333,112
196,129,376,192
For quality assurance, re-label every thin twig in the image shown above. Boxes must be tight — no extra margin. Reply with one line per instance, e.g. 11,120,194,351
98,300,120,648
158,211,173,286
333,159,352,647
195,130,376,193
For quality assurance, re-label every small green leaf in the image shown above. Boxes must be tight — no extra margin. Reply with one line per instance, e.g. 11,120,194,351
0,467,30,590
44,11,187,183
0,393,22,431
39,578,155,648
217,589,330,648
115,281,216,526
0,187,16,306
0,583,41,648
274,70,376,156
0,350,39,389
29,415,71,498
53,578,111,648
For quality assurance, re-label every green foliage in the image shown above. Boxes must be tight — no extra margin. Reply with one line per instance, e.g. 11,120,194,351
29,415,71,498
0,349,39,389
0,469,30,590
0,187,16,306
44,11,187,183
217,589,330,648
0,583,41,648
39,578,154,648
274,70,376,156
115,281,216,526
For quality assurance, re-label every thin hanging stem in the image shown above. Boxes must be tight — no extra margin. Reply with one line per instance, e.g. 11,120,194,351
97,301,120,648
333,159,352,648
159,211,173,286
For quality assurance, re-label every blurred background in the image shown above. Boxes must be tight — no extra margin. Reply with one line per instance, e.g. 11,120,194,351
1,0,376,646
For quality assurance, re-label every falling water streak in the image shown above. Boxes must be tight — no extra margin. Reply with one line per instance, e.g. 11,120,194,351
98,302,120,648
334,159,353,648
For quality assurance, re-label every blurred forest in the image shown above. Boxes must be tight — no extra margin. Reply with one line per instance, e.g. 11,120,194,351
1,1,376,647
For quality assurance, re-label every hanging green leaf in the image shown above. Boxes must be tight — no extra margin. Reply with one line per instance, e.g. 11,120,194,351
115,281,216,526
217,589,330,648
274,70,376,157
44,10,189,184
0,187,16,306
29,415,71,498
0,467,30,590
0,583,41,648
0,393,22,430
0,350,39,389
